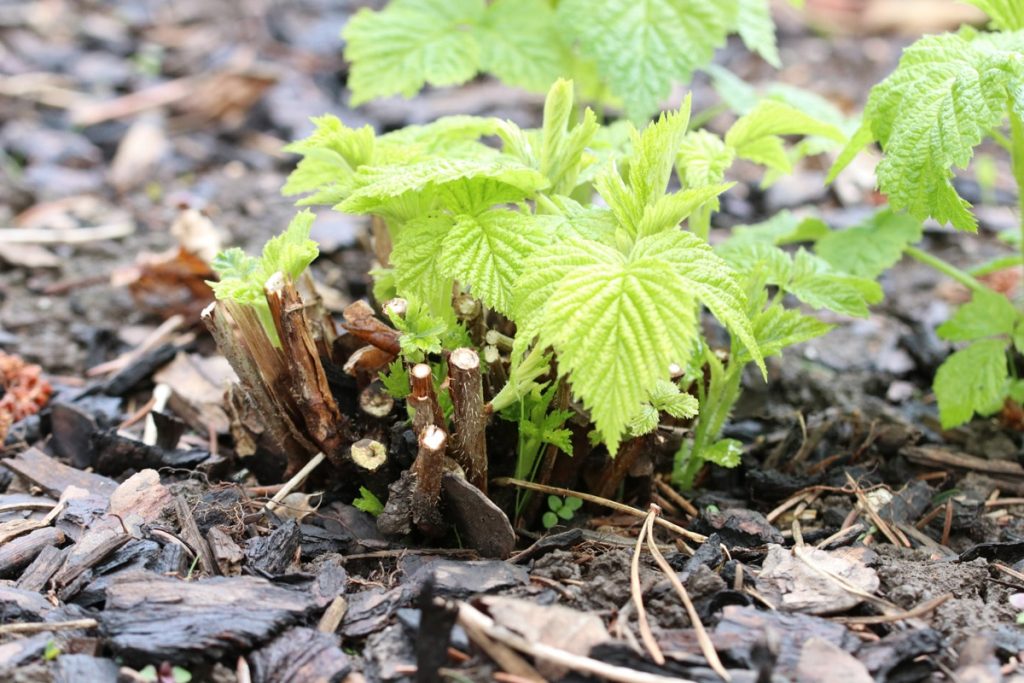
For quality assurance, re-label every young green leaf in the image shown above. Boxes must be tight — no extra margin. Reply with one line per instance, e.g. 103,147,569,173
557,0,729,121
933,338,1009,428
703,439,743,468
390,214,455,318
515,231,757,453
537,79,601,195
742,304,834,362
438,209,552,315
475,0,568,92
936,290,1019,341
965,0,1024,30
833,28,1024,230
340,158,548,216
282,116,375,206
343,0,483,105
814,210,923,279
787,249,883,318
353,486,385,516
726,0,780,67
380,359,411,400
209,211,319,347
725,100,846,174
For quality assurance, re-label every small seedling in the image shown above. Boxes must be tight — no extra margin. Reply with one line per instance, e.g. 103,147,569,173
353,486,384,517
543,495,583,529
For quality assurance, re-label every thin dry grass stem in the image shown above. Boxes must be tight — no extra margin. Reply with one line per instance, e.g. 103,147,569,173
993,562,1024,585
654,478,699,517
630,507,664,665
491,477,706,547
915,504,945,530
265,452,325,515
895,523,956,558
644,504,731,681
792,544,900,613
941,500,954,547
0,619,98,635
456,601,697,683
791,519,805,547
845,473,908,548
831,593,952,625
458,607,545,683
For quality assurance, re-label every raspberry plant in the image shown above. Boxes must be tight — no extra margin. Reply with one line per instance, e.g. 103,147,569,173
342,0,787,121
267,78,868,488
829,0,1024,429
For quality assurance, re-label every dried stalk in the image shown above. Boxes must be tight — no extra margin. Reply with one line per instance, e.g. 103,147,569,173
265,452,326,515
644,505,730,681
456,602,696,683
492,477,707,546
266,274,349,466
341,300,401,354
410,363,445,433
359,381,395,418
202,301,316,473
448,348,487,493
630,508,664,664
413,424,447,537
594,435,647,500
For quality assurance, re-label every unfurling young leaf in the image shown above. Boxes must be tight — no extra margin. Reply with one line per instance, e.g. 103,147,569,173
209,210,319,347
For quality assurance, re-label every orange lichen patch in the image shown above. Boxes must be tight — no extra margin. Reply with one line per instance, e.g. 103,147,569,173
0,351,52,441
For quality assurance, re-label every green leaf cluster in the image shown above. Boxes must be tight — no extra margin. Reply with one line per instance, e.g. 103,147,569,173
342,0,784,121
542,495,583,529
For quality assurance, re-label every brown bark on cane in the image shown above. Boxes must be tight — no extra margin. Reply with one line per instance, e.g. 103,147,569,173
412,424,447,537
266,274,349,467
592,436,648,500
409,363,444,433
341,300,401,355
202,302,316,475
448,348,487,494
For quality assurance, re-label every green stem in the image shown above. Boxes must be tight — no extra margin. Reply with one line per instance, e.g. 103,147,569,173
1008,106,1024,264
674,349,743,489
903,246,989,296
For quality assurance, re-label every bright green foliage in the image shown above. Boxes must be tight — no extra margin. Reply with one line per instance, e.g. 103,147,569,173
937,290,1018,341
379,359,411,400
628,380,699,436
725,100,846,176
209,210,319,347
342,0,564,105
830,25,1024,231
934,339,1009,428
931,289,1022,428
387,298,472,362
542,495,583,529
966,0,1024,30
343,0,781,121
278,79,857,468
557,0,729,121
717,241,883,318
746,304,834,362
815,210,922,279
353,486,385,516
515,233,714,453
